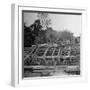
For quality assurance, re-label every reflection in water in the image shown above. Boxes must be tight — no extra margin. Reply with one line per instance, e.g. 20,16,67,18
24,65,80,77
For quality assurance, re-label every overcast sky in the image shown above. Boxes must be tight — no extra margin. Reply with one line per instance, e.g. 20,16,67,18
24,12,81,37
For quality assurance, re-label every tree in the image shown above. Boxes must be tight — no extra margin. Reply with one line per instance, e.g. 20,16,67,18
75,36,80,44
30,19,42,36
45,27,57,44
24,24,35,47
24,19,42,47
34,30,46,45
37,13,51,30
58,30,75,45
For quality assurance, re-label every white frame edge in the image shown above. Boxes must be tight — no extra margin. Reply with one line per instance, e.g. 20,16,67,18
11,4,19,87
11,4,87,87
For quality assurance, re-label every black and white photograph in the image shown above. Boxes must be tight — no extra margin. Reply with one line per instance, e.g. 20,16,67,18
23,10,81,78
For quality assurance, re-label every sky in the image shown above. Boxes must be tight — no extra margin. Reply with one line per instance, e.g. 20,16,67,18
24,12,82,37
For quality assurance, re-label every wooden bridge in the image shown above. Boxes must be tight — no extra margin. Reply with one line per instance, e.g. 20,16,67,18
24,44,80,66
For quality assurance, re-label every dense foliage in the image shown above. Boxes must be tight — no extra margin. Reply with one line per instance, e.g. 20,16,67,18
24,19,79,47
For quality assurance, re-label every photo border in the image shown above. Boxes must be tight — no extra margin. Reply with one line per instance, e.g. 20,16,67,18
11,4,87,87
